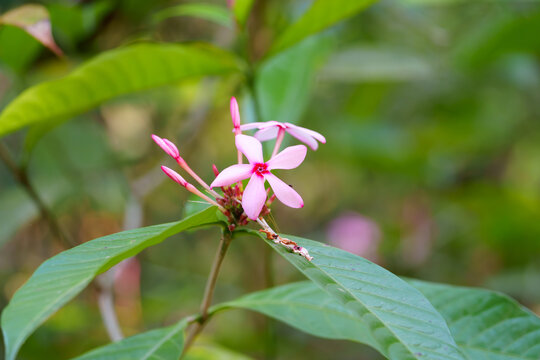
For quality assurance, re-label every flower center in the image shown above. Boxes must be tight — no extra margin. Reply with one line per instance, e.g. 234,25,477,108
253,163,269,177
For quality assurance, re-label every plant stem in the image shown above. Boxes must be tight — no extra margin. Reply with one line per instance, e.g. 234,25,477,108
0,141,73,247
182,230,233,356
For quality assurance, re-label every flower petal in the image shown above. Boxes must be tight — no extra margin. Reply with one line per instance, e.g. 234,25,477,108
265,173,303,208
285,126,319,150
242,174,267,220
286,123,326,144
210,164,252,188
267,145,307,170
254,126,279,141
235,134,264,164
239,122,266,131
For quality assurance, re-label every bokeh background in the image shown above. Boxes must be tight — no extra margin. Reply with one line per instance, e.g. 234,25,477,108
1,0,540,359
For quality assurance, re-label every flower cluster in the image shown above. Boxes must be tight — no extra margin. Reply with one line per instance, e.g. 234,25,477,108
152,97,325,261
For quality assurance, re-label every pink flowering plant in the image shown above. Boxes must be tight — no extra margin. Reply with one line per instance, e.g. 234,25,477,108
1,1,539,360
153,97,317,261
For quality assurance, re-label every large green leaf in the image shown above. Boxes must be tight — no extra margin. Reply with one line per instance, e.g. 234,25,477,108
0,43,241,137
217,281,373,345
72,319,189,360
269,0,378,55
1,207,223,360
411,279,540,360
249,233,464,360
223,280,540,360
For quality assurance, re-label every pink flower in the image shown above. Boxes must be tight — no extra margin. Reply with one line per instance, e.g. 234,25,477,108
211,135,306,220
240,121,326,150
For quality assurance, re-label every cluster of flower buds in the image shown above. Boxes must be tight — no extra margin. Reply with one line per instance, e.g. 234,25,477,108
152,97,325,261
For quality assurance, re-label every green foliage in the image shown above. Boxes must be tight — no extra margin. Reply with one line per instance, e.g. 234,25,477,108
152,3,233,28
255,36,332,123
251,232,464,360
456,10,540,68
231,0,254,27
0,43,241,137
1,207,222,360
269,0,379,55
72,319,188,360
410,279,540,360
224,280,540,360
0,25,41,72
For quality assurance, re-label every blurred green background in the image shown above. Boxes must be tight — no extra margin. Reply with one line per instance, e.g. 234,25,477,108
1,0,540,359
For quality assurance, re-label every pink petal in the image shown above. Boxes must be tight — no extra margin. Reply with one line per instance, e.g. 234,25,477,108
285,127,319,150
161,166,187,187
152,134,180,159
267,145,307,170
235,134,264,164
242,174,267,220
265,173,303,208
210,164,252,188
254,126,279,141
239,122,266,131
286,123,326,144
259,121,283,129
230,97,241,128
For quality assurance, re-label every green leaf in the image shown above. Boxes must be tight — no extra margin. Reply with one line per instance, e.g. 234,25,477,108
217,281,375,345
255,35,332,123
0,4,62,56
455,10,540,68
71,319,189,360
223,280,540,360
152,3,232,28
0,26,41,73
231,0,254,27
0,43,241,137
269,0,379,55
185,343,254,360
250,233,464,360
410,279,540,360
1,207,223,360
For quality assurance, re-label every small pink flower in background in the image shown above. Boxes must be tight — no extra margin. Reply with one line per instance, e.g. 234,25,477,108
327,212,381,262
211,134,306,220
240,121,326,150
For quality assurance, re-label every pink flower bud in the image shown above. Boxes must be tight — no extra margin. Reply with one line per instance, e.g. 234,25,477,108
230,97,241,132
152,134,180,159
161,166,187,187
212,164,220,176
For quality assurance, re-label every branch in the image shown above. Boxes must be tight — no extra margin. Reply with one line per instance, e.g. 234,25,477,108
0,141,73,247
182,230,233,356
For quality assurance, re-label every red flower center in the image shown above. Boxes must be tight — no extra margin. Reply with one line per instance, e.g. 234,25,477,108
253,163,269,177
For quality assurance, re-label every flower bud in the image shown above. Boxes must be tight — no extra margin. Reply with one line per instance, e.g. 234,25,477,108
161,166,187,187
230,97,241,133
152,134,180,160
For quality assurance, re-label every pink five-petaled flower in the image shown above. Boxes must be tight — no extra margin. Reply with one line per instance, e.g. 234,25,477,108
210,135,307,220
240,121,326,150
